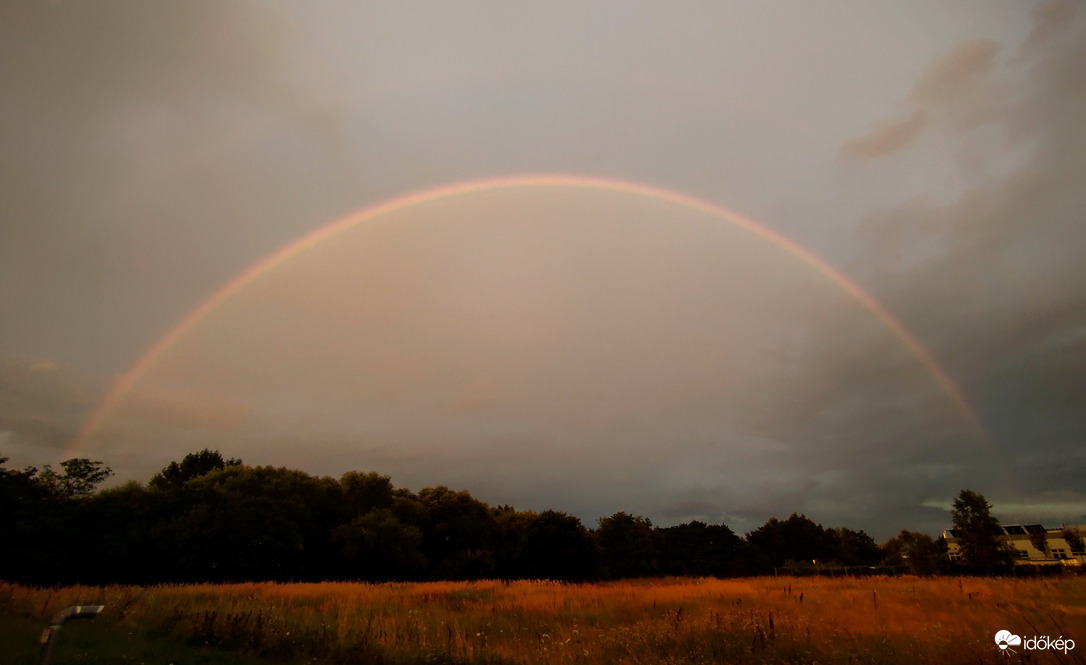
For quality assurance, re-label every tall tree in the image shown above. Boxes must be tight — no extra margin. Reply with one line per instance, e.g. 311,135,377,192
77,481,165,585
332,508,426,581
746,514,837,572
37,458,113,499
597,512,657,578
516,510,598,581
340,471,394,517
149,449,240,490
164,465,338,582
491,505,536,579
417,486,498,579
829,527,881,567
0,458,58,581
656,521,746,577
951,489,1013,573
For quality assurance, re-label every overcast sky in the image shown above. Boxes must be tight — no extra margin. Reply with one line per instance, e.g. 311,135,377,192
2,1,1084,540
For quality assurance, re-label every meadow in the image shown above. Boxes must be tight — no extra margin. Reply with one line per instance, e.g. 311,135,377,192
3,576,1084,664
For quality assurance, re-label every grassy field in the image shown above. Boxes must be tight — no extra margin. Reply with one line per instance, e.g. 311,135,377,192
3,576,1084,664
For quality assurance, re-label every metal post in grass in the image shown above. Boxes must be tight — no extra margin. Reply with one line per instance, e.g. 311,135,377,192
39,605,104,665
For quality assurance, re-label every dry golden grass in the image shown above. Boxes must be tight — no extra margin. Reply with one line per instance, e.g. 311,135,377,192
3,576,1085,664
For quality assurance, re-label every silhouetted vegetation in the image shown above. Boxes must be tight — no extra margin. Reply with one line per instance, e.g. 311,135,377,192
1063,527,1085,555
149,448,240,491
950,488,1014,574
0,452,1036,586
656,520,747,577
744,513,880,575
879,529,947,575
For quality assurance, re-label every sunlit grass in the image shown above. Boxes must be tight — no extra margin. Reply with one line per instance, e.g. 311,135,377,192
2,576,1083,664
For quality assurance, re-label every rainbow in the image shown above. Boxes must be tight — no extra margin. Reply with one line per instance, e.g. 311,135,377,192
69,174,983,453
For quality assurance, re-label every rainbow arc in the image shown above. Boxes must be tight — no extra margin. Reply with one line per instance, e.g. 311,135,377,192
69,174,984,453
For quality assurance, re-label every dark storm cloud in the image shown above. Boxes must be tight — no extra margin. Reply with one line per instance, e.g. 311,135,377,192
829,2,1086,531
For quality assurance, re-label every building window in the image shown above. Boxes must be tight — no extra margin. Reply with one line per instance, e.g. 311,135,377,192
1016,549,1030,559
1052,549,1068,560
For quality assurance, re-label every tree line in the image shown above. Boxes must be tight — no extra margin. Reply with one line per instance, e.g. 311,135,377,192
0,450,1029,586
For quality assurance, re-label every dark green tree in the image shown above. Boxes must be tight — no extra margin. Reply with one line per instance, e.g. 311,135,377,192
37,458,113,499
597,512,657,578
491,505,536,579
0,457,59,581
149,449,240,490
333,508,426,581
880,530,946,575
516,510,598,581
417,486,498,579
0,457,116,583
951,489,1013,573
390,490,430,532
656,521,747,577
76,481,165,584
746,513,837,572
0,457,47,505
828,527,880,567
339,471,394,517
163,465,338,582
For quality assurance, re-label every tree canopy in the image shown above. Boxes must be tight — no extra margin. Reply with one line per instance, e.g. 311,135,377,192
880,530,946,575
149,448,241,490
951,489,1013,573
0,453,1044,585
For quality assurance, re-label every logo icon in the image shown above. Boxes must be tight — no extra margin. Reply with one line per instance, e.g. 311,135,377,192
995,630,1022,654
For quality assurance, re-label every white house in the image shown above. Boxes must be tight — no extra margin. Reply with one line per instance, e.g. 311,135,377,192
942,523,1086,565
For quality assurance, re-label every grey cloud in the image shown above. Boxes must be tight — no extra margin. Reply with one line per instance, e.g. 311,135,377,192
0,357,251,481
834,0,1086,530
0,359,99,451
111,386,252,431
1020,0,1081,55
909,39,1000,105
840,38,1003,160
0,1,308,127
840,110,927,160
